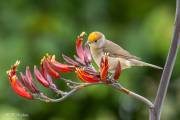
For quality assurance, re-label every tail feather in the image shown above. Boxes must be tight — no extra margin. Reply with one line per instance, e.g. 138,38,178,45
130,59,163,69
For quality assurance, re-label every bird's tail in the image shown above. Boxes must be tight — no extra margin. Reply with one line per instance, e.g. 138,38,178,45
130,59,163,69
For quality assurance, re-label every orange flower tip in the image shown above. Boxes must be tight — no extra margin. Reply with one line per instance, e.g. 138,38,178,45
75,67,78,71
76,68,99,83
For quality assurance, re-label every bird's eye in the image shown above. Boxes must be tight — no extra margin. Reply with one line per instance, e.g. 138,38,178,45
94,40,97,43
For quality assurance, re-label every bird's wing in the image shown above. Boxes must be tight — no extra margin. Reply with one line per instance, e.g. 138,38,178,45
103,40,141,60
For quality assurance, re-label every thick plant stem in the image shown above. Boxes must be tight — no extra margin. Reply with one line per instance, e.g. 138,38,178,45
111,82,154,108
150,0,180,119
149,108,156,120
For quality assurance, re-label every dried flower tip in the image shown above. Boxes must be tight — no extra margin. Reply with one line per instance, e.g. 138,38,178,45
62,53,79,66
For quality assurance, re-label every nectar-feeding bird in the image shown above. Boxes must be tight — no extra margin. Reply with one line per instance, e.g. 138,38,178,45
87,31,162,72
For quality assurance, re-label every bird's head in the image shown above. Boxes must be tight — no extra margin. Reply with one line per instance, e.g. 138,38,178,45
87,31,106,48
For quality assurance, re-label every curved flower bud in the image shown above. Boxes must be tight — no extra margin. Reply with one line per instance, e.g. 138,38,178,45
49,55,74,72
40,62,60,93
84,43,92,64
20,72,34,93
11,76,33,99
40,61,47,79
34,66,49,87
26,67,35,87
76,37,85,64
43,60,61,78
25,66,39,93
7,61,33,99
114,61,121,80
100,56,109,81
75,68,100,83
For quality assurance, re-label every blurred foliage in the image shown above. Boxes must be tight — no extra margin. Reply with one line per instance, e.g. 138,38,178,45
0,0,179,120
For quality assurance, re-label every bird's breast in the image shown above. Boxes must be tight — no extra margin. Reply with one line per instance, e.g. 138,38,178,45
90,47,104,66
90,47,132,73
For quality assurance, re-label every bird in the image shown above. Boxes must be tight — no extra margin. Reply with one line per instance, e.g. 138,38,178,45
87,31,162,73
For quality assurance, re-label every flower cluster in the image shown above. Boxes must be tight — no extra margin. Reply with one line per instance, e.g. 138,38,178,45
7,32,121,101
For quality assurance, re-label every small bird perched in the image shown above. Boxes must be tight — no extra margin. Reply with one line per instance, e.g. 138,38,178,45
87,31,162,73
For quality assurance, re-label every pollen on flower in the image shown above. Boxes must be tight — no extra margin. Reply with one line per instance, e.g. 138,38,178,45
50,55,56,62
80,32,86,38
6,60,20,78
40,56,46,65
11,76,17,82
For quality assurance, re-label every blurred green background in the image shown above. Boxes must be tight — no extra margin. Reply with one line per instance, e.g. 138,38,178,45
0,0,179,120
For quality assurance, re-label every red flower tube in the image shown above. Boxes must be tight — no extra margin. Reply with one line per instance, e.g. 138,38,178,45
34,66,50,87
10,76,33,99
43,60,61,79
7,61,33,99
49,55,74,72
100,56,109,81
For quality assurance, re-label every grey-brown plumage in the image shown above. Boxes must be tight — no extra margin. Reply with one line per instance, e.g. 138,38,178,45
88,31,162,72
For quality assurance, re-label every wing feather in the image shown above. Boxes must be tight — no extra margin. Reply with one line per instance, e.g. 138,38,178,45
103,40,140,60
